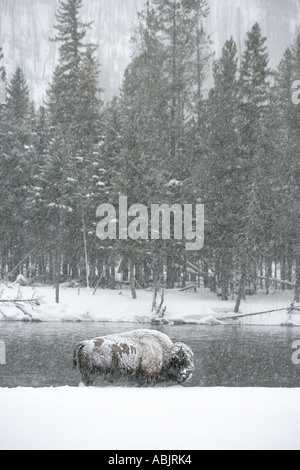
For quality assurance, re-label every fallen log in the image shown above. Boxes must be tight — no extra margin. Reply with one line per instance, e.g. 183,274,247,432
217,306,300,321
179,285,197,292
186,261,202,274
0,298,42,306
0,298,43,321
257,276,295,287
1,246,41,283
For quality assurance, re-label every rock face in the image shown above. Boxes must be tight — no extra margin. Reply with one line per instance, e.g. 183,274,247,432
0,0,299,104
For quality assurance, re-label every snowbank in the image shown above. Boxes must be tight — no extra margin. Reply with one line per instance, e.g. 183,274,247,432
0,283,299,326
0,387,299,450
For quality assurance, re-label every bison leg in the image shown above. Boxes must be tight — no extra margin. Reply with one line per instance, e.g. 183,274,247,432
80,369,96,387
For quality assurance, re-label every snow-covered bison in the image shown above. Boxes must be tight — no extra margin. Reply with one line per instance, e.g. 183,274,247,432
73,329,194,386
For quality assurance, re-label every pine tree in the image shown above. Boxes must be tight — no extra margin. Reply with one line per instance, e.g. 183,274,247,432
275,37,300,301
0,46,3,66
112,3,173,294
203,38,241,300
0,68,37,276
98,97,123,288
234,23,272,311
150,0,209,174
116,58,158,296
134,0,211,289
44,0,97,299
0,47,7,276
102,97,122,196
0,46,4,80
289,35,300,302
26,105,52,281
48,0,92,128
0,46,5,105
72,46,104,288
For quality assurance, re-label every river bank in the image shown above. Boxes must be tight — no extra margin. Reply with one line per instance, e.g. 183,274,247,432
0,283,299,326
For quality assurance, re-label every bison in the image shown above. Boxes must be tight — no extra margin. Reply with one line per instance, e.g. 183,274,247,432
73,329,194,387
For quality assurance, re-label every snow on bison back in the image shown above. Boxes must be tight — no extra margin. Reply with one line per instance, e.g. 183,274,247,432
73,329,194,387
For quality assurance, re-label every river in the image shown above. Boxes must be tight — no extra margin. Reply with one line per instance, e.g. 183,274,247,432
0,322,299,388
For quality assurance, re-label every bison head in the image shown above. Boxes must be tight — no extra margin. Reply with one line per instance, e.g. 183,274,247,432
169,342,194,384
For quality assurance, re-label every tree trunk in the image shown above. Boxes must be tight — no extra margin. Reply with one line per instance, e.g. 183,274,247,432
110,260,115,290
281,253,287,291
89,262,96,288
182,252,187,289
203,261,209,288
294,177,300,302
82,218,90,288
170,1,177,165
221,252,229,301
259,257,264,290
152,258,162,312
265,258,272,295
130,259,137,300
295,258,300,303
54,247,60,304
234,264,246,313
143,259,151,288
105,260,110,287
55,206,64,304
135,259,143,288
152,275,159,313
166,252,175,289
122,257,129,282
288,251,293,284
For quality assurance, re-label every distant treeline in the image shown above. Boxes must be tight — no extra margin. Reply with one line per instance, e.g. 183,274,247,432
0,0,299,311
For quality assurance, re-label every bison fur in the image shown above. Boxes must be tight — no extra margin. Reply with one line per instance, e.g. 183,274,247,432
73,329,194,387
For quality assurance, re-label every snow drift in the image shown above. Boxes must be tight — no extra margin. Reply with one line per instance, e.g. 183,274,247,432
0,387,300,450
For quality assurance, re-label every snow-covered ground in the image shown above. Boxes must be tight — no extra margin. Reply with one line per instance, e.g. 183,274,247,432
1,284,299,450
0,386,299,450
0,282,299,326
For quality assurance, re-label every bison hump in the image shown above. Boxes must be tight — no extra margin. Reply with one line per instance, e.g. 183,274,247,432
118,330,174,377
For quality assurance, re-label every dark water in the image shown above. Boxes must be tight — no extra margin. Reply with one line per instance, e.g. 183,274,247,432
0,322,300,388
